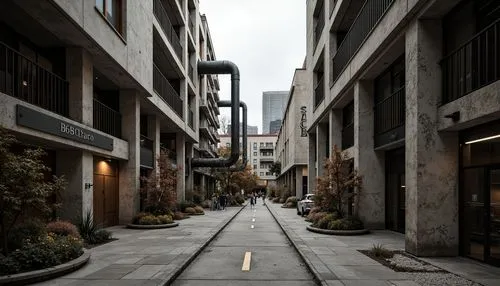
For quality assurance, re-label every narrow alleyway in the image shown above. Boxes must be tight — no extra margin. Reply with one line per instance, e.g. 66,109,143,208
172,202,316,285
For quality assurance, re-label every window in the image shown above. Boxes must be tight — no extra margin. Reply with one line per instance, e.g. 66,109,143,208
253,159,257,163
253,164,257,169
226,143,230,147
96,0,123,35
260,172,264,176
253,142,257,150
253,152,257,156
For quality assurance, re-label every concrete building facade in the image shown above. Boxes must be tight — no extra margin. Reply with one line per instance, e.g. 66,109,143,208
262,90,288,134
227,123,259,135
220,134,278,184
307,0,500,263
0,0,220,226
275,69,309,198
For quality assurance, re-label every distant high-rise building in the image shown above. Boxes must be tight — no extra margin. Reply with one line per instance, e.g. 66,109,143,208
227,123,258,135
262,91,288,134
269,119,282,134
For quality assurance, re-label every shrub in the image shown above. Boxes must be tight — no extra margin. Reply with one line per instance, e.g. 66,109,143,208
144,205,173,216
178,201,196,212
173,212,189,220
0,233,83,275
132,212,151,224
371,243,393,258
201,200,211,209
157,215,173,224
307,211,327,223
138,215,161,225
194,206,204,214
94,229,113,242
235,194,245,205
78,210,99,244
314,213,338,229
279,198,286,204
272,197,280,203
8,219,47,250
47,220,80,238
326,217,364,230
184,207,196,214
284,196,298,208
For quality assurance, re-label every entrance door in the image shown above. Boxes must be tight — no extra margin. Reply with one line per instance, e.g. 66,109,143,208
93,174,118,227
385,148,405,233
463,167,500,265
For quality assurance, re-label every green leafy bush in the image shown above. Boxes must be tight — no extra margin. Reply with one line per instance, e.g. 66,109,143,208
235,194,245,205
184,207,196,214
0,233,83,275
8,219,47,250
173,211,189,220
94,229,113,242
306,211,327,224
132,212,150,224
144,205,173,216
272,197,280,203
78,210,99,244
47,220,80,238
194,206,204,214
371,243,393,258
157,215,173,224
178,201,196,212
314,213,339,229
326,217,364,230
138,215,161,225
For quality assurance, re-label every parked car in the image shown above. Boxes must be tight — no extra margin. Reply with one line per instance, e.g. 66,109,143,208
297,194,315,216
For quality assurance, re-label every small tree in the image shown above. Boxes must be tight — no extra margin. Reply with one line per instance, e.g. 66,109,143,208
212,146,259,195
140,149,178,215
269,161,281,176
315,145,362,218
0,128,67,255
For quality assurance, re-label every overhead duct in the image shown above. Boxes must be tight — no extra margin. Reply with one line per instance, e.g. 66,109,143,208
191,60,240,168
216,101,247,172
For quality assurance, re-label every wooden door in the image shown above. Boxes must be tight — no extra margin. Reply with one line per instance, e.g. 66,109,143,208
93,174,105,227
104,176,118,226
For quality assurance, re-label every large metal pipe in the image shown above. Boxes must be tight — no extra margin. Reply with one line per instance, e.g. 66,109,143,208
191,61,240,168
216,101,247,172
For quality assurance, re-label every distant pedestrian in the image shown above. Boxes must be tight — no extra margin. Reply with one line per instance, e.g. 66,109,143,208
220,193,227,210
250,192,255,209
262,190,266,205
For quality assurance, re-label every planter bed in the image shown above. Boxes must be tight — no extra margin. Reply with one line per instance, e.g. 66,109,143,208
0,250,90,286
306,225,370,235
126,222,179,229
183,212,204,216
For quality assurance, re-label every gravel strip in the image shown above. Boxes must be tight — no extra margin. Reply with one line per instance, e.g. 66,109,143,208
387,254,441,272
405,272,482,286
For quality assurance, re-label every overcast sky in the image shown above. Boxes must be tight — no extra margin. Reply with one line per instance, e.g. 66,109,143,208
199,0,306,133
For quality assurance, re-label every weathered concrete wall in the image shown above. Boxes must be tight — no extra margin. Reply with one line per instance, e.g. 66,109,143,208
354,80,385,229
176,133,186,202
438,80,500,131
56,150,93,223
405,19,459,256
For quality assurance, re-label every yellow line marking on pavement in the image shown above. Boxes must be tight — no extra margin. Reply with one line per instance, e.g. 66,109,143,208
242,252,252,271
251,225,254,229
252,218,255,222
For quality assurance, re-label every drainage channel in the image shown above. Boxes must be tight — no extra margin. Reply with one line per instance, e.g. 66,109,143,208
170,202,317,285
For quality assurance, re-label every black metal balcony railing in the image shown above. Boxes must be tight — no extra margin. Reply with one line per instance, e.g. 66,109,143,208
314,0,325,48
140,135,154,168
374,87,405,135
441,19,500,104
342,123,354,150
0,42,69,117
153,64,183,117
188,109,194,129
93,99,121,138
153,0,183,60
332,0,395,84
314,76,324,108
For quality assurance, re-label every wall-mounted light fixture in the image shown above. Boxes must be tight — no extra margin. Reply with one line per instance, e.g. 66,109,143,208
444,111,460,122
85,183,93,189
465,134,500,145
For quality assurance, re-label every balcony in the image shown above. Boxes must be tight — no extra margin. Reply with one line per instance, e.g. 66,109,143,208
93,99,121,138
441,19,500,104
188,18,195,38
341,123,354,150
153,0,183,61
329,0,336,16
0,42,69,117
314,76,324,108
331,0,395,84
140,135,154,168
374,87,405,147
259,144,274,150
153,64,183,117
314,0,325,49
188,62,194,83
188,109,194,129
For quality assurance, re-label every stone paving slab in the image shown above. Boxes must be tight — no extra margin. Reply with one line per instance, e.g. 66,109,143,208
266,202,500,286
33,206,244,286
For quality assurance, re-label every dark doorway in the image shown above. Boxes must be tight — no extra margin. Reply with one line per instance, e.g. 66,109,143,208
385,147,405,233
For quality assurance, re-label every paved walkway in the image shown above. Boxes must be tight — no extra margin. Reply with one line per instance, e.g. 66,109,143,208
34,206,243,286
173,202,315,285
266,202,500,286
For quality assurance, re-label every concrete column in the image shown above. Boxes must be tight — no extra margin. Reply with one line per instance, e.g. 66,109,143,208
405,19,459,256
185,141,193,197
200,174,207,199
118,90,141,224
296,167,304,198
66,48,93,126
56,151,93,223
316,124,328,177
176,133,186,202
308,133,317,193
329,109,342,150
354,80,385,228
148,115,161,172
